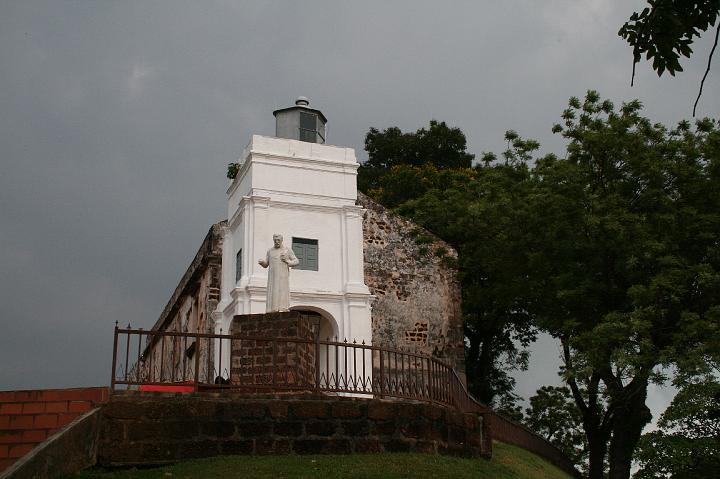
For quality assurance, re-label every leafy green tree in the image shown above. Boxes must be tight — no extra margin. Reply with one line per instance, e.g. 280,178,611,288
495,391,525,422
635,377,720,478
358,120,474,191
619,1,720,114
368,140,537,406
527,91,720,479
359,122,534,406
525,385,588,470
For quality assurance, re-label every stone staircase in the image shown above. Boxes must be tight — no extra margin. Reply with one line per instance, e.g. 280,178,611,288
0,387,109,473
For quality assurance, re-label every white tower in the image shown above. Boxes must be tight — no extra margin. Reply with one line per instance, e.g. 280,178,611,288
214,98,373,345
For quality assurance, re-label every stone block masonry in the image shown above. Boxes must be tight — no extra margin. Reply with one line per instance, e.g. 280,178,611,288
229,311,316,389
97,393,487,466
0,387,109,473
358,193,466,381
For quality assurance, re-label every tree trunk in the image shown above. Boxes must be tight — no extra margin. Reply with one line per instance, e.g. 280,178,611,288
587,430,608,479
608,380,652,479
476,337,495,404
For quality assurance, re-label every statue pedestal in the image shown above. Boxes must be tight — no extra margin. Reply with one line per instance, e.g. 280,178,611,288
229,311,317,390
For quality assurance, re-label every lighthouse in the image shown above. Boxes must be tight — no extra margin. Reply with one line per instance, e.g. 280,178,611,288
213,97,373,347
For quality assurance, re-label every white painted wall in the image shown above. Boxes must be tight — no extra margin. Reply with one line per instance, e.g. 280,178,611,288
214,135,373,354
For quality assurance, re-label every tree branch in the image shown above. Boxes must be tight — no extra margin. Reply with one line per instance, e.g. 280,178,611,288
693,20,720,117
629,2,660,87
563,341,589,414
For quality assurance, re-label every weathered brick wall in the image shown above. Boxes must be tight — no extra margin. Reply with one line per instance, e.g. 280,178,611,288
0,387,109,472
97,393,487,466
229,312,316,389
358,193,465,379
138,222,225,383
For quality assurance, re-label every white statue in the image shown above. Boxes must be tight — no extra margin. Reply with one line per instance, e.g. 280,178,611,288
258,234,299,312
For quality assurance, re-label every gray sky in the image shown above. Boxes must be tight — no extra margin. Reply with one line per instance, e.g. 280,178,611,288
1,1,717,424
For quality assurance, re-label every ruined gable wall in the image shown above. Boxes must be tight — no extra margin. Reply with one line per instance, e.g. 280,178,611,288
147,201,466,379
141,222,225,381
358,193,465,377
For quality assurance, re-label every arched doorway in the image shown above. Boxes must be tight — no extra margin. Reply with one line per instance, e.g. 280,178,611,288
290,306,338,341
290,306,343,390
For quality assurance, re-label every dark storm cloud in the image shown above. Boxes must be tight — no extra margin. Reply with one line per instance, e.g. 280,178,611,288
0,0,716,421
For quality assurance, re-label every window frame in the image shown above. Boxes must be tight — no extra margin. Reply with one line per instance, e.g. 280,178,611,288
291,237,319,271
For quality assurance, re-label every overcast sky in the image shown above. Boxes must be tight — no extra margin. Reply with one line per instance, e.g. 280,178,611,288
1,2,718,422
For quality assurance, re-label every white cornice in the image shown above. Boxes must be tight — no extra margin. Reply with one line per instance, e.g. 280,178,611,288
249,154,359,173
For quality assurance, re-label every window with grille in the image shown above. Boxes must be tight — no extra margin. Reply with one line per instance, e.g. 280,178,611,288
292,237,318,271
299,112,324,143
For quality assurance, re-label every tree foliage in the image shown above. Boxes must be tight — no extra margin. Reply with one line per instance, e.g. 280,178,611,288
619,1,720,115
635,377,720,478
358,120,474,191
373,162,536,407
528,91,720,479
620,0,720,78
359,97,720,477
360,124,534,407
525,386,588,470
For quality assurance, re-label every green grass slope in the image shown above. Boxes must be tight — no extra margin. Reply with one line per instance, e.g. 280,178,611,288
70,442,574,479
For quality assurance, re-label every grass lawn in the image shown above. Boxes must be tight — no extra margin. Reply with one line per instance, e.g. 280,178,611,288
69,442,574,479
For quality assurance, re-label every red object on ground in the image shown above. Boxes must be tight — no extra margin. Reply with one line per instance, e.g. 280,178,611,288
138,383,196,392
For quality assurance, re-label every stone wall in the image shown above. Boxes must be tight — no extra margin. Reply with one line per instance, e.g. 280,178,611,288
139,222,225,382
358,193,465,379
152,221,224,335
97,393,487,466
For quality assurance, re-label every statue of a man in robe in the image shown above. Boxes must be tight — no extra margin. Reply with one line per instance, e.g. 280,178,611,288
258,234,299,312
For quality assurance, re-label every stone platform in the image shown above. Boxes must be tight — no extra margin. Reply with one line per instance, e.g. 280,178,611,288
97,392,488,466
229,311,318,389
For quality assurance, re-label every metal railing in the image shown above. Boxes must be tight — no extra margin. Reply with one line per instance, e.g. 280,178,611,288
111,325,487,414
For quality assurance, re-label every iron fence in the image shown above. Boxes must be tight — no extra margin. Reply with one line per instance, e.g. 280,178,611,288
111,324,487,414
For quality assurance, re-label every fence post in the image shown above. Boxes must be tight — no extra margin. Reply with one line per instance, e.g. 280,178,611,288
124,324,131,383
314,332,320,391
110,321,118,390
425,357,431,400
136,328,143,383
379,349,384,398
194,333,201,390
206,326,212,384
218,328,223,383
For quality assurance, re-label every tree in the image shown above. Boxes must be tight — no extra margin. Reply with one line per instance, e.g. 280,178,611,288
359,122,535,406
635,377,720,478
527,91,720,479
619,1,720,115
358,120,474,191
525,386,588,470
367,134,537,407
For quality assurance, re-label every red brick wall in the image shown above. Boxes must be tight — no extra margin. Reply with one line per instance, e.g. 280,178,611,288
230,312,316,389
0,387,109,472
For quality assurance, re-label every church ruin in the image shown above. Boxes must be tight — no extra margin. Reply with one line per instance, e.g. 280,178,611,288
142,98,465,383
